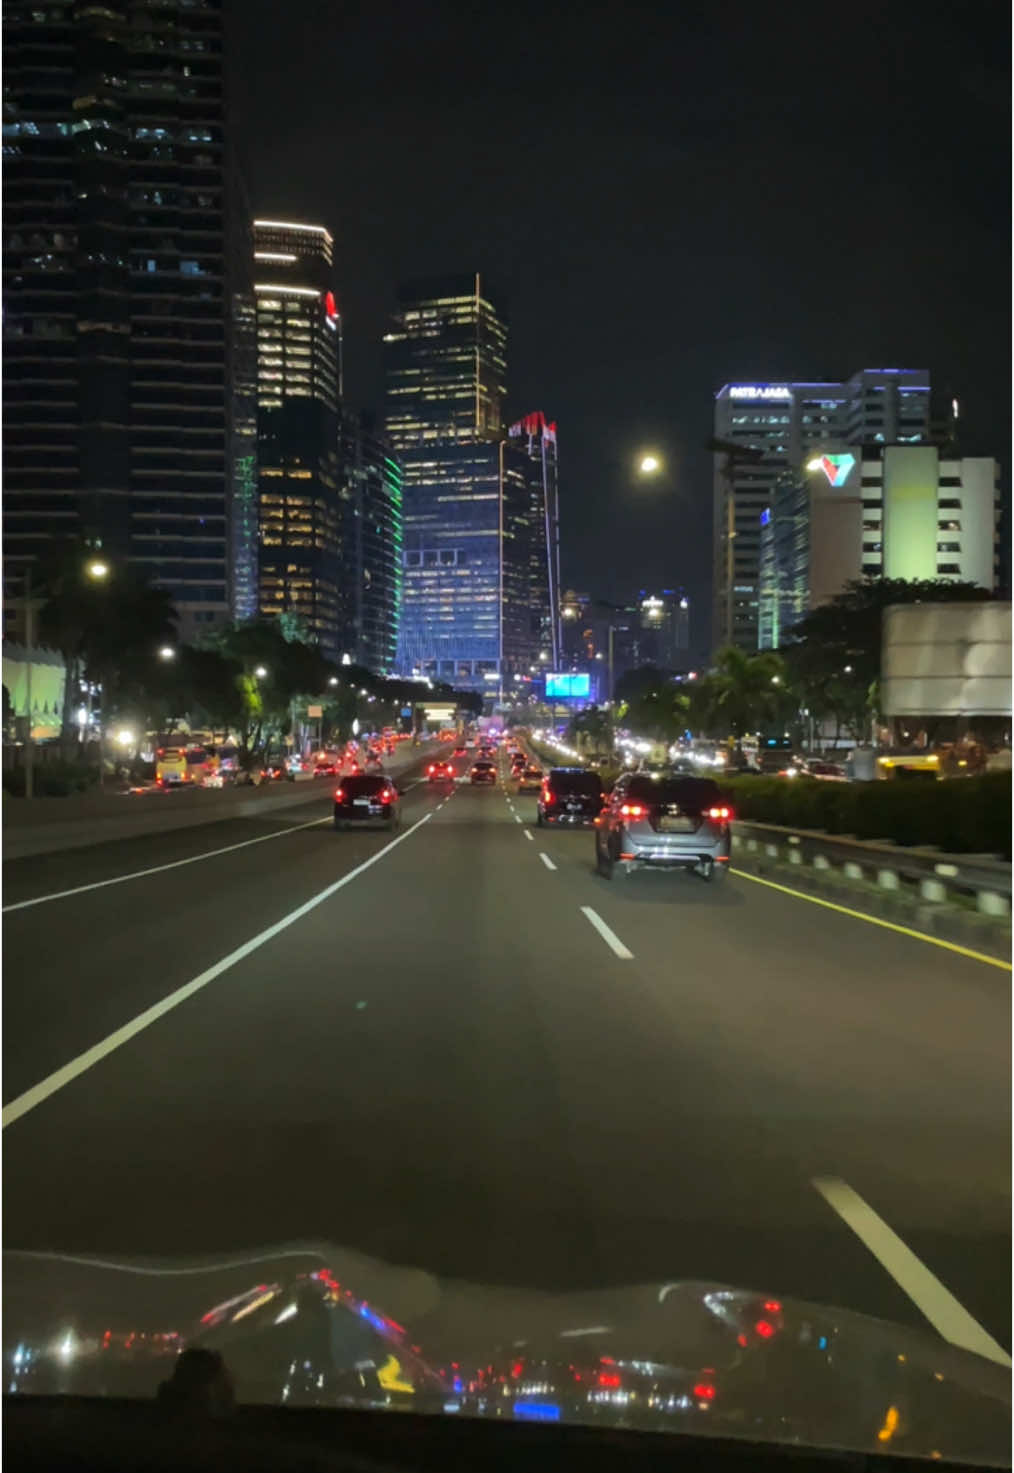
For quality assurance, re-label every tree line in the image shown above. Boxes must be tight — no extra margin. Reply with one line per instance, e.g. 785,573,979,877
569,578,995,750
23,540,482,770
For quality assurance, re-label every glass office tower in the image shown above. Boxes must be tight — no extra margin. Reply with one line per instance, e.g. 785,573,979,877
3,0,240,643
252,219,345,658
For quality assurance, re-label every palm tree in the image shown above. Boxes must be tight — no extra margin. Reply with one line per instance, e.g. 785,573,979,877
703,646,791,740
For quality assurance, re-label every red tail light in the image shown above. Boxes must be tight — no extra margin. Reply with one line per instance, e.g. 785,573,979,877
428,764,435,773
542,787,555,804
334,788,345,802
620,803,646,818
706,806,732,821
693,1383,716,1400
379,788,392,803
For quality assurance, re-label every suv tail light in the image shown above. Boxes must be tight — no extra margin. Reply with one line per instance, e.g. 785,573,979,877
334,788,345,802
379,788,392,803
706,805,732,821
542,787,555,804
620,803,647,818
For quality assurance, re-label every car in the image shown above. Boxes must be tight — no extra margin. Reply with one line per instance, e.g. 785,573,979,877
516,764,543,793
537,767,604,827
469,760,496,784
478,745,495,759
804,759,848,781
427,760,454,782
510,752,526,772
313,760,339,778
452,745,467,756
595,773,732,882
334,775,400,829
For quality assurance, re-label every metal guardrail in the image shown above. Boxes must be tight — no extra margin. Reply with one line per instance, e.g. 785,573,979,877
731,820,1011,918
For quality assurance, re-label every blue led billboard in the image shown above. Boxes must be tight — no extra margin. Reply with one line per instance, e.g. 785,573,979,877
545,672,590,699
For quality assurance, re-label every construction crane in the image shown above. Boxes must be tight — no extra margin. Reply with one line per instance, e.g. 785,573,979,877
707,436,766,648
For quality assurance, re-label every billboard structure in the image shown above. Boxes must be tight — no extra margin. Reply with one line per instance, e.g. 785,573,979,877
545,672,590,700
881,603,1011,717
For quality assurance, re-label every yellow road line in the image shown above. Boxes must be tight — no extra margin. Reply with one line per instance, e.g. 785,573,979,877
729,867,1011,972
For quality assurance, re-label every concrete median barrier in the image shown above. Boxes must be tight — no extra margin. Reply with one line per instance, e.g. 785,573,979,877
3,743,440,861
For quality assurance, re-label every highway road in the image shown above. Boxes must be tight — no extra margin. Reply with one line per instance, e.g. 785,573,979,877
3,742,1010,1367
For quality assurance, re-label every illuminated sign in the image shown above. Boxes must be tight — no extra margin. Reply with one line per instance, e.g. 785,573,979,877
545,672,590,699
324,290,339,330
808,452,856,487
728,385,792,401
760,507,771,526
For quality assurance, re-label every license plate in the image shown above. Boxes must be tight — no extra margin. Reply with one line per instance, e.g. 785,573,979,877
659,815,695,832
354,798,370,807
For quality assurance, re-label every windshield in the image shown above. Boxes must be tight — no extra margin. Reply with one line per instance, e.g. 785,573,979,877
2,2,1010,1466
340,776,389,795
550,770,602,795
626,775,721,806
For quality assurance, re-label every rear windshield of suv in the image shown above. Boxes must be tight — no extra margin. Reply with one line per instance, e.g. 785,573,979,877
626,775,720,806
341,776,389,795
549,769,602,795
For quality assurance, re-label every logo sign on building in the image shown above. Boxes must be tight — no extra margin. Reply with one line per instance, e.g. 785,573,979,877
809,452,856,488
545,672,590,699
728,385,792,401
307,704,323,718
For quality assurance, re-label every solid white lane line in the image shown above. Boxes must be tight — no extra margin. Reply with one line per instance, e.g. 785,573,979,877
812,1176,1011,1368
523,830,534,841
580,906,633,960
539,852,557,871
2,812,434,1129
3,815,331,913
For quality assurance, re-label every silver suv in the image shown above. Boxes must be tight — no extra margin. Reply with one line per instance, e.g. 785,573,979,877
595,772,732,882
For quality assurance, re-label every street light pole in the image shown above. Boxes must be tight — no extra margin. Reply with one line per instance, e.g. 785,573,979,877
24,565,34,800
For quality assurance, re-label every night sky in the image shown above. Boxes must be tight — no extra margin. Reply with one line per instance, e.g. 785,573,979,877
233,1,1008,659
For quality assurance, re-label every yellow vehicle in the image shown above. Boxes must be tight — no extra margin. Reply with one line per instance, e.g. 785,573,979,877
155,747,189,787
876,752,941,781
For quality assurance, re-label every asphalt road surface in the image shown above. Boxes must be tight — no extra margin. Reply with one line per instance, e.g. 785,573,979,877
3,744,1010,1365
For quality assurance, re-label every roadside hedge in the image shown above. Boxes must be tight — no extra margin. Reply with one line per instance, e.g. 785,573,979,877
2,761,100,798
719,772,1011,857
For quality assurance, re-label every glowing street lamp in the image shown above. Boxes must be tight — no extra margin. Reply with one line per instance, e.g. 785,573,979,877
158,646,176,661
86,558,109,580
254,665,268,679
638,453,662,476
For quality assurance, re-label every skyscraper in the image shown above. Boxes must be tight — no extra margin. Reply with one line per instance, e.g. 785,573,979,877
252,218,345,658
757,447,1002,649
638,590,690,669
507,411,561,668
384,273,543,696
712,368,933,653
3,0,240,642
340,411,402,673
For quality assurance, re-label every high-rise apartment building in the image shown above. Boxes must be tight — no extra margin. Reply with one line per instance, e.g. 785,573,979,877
384,274,550,696
252,218,345,659
712,368,934,653
339,412,402,673
3,0,241,643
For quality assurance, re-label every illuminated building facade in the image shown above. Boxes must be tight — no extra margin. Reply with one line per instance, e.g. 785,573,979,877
757,446,1001,649
253,219,345,659
713,369,934,652
385,274,537,696
638,590,690,669
339,412,402,673
508,411,561,668
2,0,242,642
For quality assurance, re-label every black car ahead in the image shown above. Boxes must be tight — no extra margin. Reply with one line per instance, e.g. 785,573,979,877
333,774,400,829
537,766,604,827
469,760,496,785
